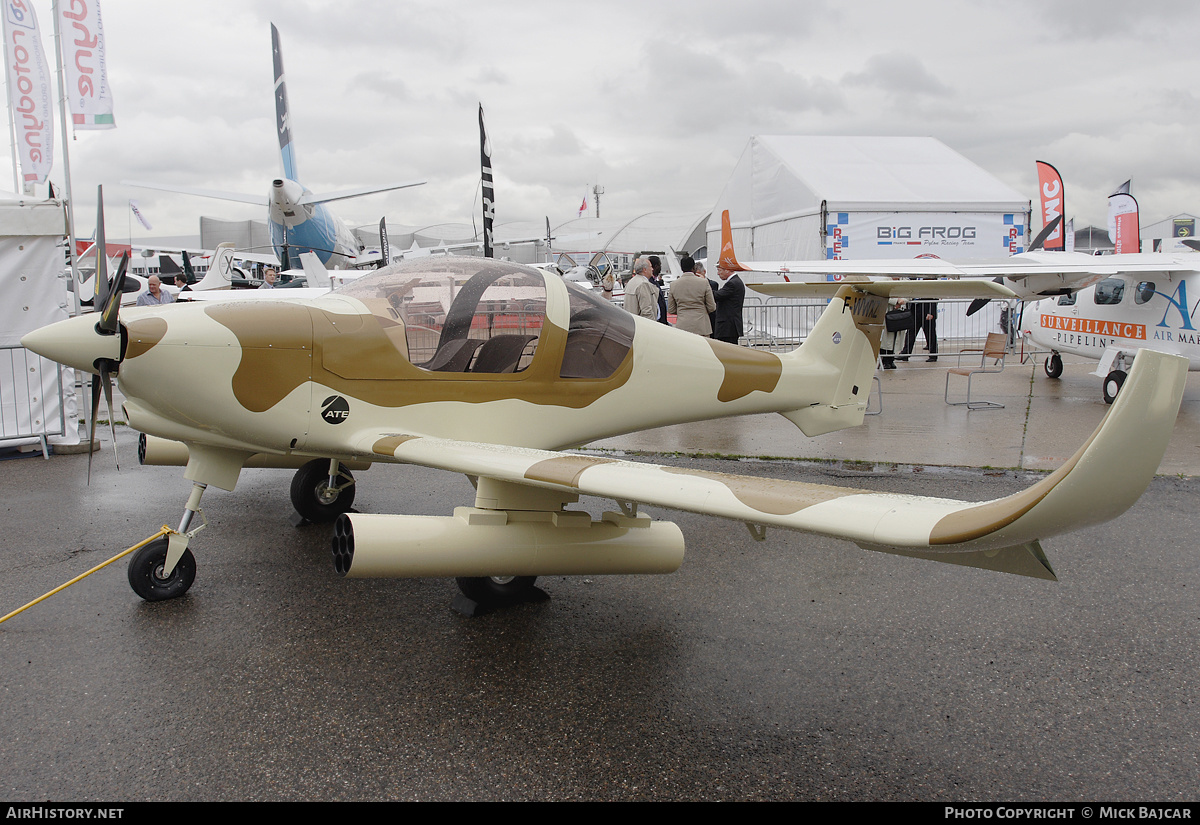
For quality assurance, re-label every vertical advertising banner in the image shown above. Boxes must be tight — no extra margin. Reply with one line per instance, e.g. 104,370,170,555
3,0,53,189
479,103,494,258
1035,161,1065,251
1108,193,1140,254
57,0,115,129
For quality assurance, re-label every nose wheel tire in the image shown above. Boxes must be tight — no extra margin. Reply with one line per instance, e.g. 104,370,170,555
455,575,539,606
1103,369,1126,405
1044,352,1063,379
290,460,356,523
127,537,196,601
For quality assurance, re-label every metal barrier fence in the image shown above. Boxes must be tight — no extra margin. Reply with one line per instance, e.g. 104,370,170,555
614,292,1013,352
741,296,1013,352
0,345,66,458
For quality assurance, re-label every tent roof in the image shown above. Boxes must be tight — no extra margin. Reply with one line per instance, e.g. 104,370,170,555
712,136,1029,230
0,192,66,236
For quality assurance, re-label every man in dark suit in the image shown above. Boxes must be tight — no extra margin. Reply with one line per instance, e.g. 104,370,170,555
713,268,745,345
697,262,718,335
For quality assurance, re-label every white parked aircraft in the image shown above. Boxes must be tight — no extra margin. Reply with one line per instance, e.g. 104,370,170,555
1021,262,1200,403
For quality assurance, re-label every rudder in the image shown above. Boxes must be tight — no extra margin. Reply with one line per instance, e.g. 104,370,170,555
780,286,886,436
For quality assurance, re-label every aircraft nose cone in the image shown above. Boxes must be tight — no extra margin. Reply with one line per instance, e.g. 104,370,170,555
21,314,122,374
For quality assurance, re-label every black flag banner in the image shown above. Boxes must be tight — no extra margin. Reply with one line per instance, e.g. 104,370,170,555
480,103,495,258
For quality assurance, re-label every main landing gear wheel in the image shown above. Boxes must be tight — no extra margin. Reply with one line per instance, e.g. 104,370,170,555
455,575,539,606
1044,352,1063,379
290,460,356,523
127,537,196,601
1103,369,1127,405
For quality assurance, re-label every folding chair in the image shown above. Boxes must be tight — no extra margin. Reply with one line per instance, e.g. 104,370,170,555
945,332,1007,411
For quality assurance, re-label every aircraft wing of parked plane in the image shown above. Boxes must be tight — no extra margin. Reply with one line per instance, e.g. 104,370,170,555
716,210,1200,301
19,194,1189,612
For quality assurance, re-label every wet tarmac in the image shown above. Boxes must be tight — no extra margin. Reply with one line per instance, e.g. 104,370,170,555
1,352,1198,801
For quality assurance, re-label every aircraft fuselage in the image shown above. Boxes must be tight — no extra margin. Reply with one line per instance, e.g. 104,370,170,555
1023,270,1200,370
268,178,360,270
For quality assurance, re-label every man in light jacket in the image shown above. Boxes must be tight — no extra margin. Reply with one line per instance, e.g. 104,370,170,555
667,255,716,335
623,257,659,320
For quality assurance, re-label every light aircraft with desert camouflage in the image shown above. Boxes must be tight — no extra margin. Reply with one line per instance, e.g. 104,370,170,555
20,197,1188,608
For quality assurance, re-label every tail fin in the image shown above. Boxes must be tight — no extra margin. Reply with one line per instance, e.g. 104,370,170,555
299,251,331,289
271,24,298,183
716,210,749,273
781,286,886,437
182,250,196,283
193,243,238,291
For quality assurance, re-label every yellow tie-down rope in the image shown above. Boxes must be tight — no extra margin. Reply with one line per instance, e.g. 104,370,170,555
0,526,172,625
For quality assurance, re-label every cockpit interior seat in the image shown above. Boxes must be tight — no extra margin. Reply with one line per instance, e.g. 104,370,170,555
470,334,538,374
420,337,484,372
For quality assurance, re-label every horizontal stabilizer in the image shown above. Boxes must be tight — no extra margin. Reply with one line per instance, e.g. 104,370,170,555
123,180,268,206
299,180,426,206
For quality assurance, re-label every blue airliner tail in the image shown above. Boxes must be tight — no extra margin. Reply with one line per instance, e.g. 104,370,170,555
271,23,298,183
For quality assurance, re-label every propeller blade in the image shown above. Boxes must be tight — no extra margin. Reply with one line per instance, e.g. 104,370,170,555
93,187,110,314
97,251,129,334
98,361,120,473
378,217,389,269
1028,215,1063,252
965,278,1007,317
86,373,101,484
966,298,989,317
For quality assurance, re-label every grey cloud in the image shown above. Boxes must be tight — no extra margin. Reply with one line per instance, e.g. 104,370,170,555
843,52,953,97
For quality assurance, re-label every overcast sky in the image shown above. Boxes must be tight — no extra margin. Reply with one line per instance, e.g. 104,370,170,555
16,0,1200,243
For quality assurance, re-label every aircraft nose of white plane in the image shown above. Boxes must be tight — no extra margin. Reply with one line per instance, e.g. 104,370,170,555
21,314,122,375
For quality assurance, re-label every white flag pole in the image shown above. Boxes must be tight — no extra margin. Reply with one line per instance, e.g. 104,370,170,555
2,33,17,192
50,0,79,301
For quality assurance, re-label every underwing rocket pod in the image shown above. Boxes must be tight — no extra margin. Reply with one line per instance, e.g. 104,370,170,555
333,509,685,578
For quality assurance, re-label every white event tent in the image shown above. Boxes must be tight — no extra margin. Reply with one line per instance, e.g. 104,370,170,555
708,136,1031,263
0,192,72,454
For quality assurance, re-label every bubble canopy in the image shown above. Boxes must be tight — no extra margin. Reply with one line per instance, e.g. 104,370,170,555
334,257,633,379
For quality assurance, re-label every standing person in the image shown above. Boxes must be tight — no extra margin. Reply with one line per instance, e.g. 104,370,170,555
259,268,278,289
900,296,938,362
622,257,659,321
713,267,745,345
881,298,911,369
135,275,175,307
698,261,718,337
667,255,716,335
648,255,669,324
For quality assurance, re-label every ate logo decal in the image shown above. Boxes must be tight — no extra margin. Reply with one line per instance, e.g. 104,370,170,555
321,395,350,424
